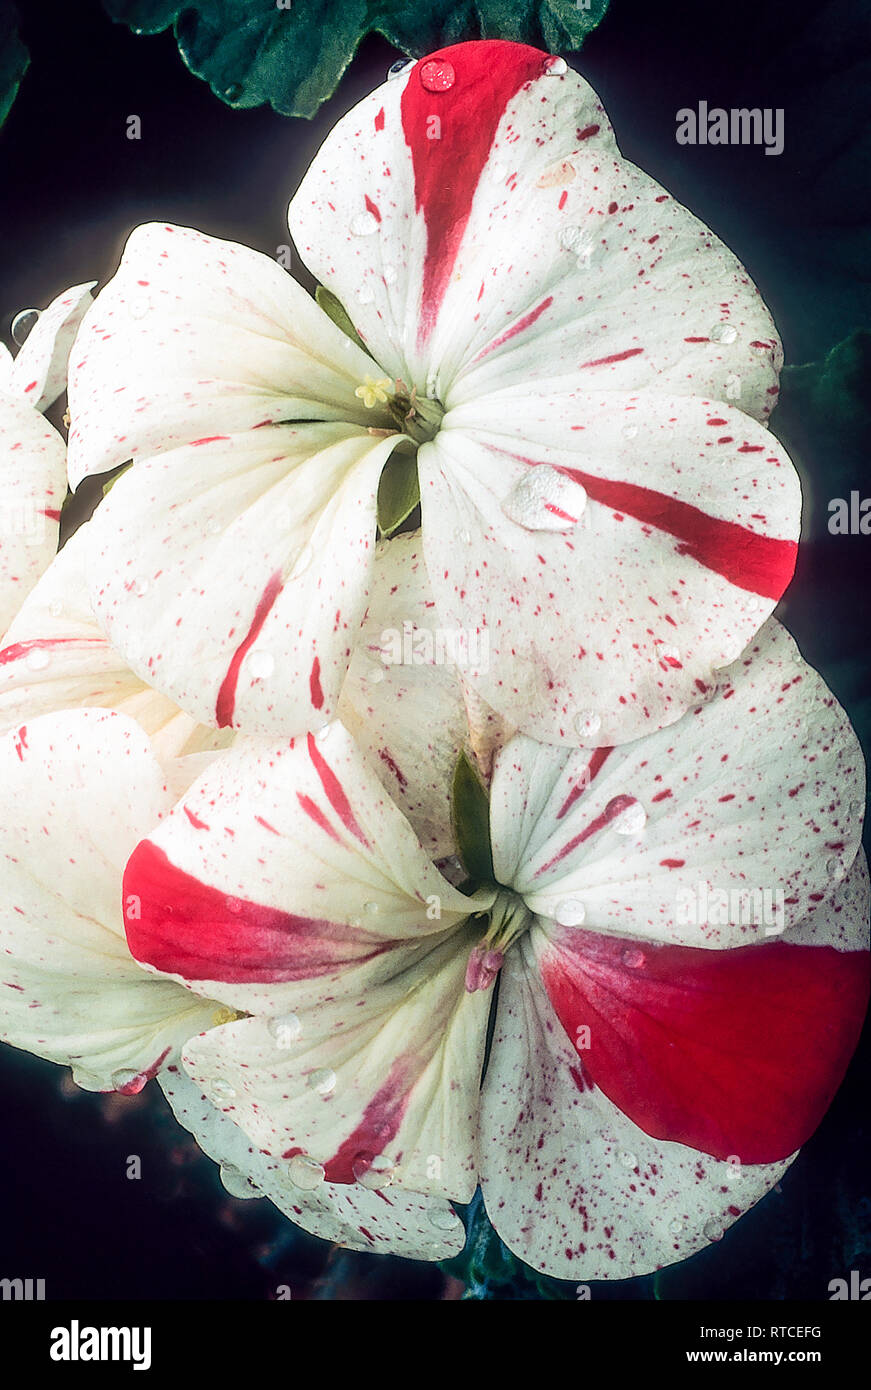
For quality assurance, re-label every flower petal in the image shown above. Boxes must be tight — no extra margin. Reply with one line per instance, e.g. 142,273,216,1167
490,620,864,945
0,395,66,636
85,423,404,734
289,42,782,421
419,393,799,745
123,721,493,1015
159,1067,466,1260
480,938,793,1280
9,282,95,412
0,709,218,1090
181,921,488,1202
67,223,386,488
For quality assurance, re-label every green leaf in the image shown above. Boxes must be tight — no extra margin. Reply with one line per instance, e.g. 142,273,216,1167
101,461,134,497
103,0,610,119
376,450,420,536
314,285,369,355
451,749,494,885
0,2,28,131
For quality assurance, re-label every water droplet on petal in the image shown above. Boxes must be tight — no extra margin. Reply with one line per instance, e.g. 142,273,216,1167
314,723,332,744
387,58,413,81
428,1204,461,1231
709,322,738,345
134,577,149,597
620,946,646,969
206,517,222,535
351,211,380,237
220,1163,259,1198
555,898,586,927
128,293,151,320
502,466,586,533
456,528,472,545
703,1218,725,1242
267,1013,302,1046
559,224,584,252
248,649,275,680
383,263,397,285
575,711,601,739
544,55,568,76
11,308,39,345
288,1154,325,1189
668,1217,685,1235
25,648,50,671
826,856,845,880
363,901,379,916
111,1068,145,1094
226,896,243,914
621,422,639,440
48,599,64,618
357,283,375,305
611,797,647,836
618,1149,637,1169
849,798,863,817
367,665,385,685
307,1067,337,1096
419,58,455,92
352,1152,394,1189
210,1077,236,1102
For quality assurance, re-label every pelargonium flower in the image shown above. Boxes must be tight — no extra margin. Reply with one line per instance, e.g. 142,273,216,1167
0,283,93,633
118,618,868,1278
68,41,799,747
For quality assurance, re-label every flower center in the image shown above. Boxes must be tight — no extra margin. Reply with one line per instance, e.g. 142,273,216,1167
355,374,444,445
465,887,533,993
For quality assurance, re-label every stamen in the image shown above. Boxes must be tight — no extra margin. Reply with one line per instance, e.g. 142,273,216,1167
355,374,393,409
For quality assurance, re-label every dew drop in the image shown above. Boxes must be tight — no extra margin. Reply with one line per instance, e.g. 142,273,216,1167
620,946,646,969
428,1204,461,1231
314,723,332,744
668,1217,685,1235
134,577,149,597
703,1218,725,1242
111,1068,145,1094
544,55,568,76
709,322,738,345
559,224,584,252
288,1154,325,1190
48,599,64,618
11,308,39,345
611,797,647,836
383,263,397,285
456,528,472,545
206,517,222,536
352,1152,394,1189
826,856,844,880
210,1077,236,1102
387,58,413,81
248,649,275,680
555,898,586,927
220,1163,259,1198
226,896,243,914
267,1013,302,1046
363,900,379,916
367,665,385,685
25,648,50,671
351,211,380,237
618,1149,637,1169
307,1067,337,1096
128,293,151,320
419,58,455,92
575,711,601,739
357,283,375,305
502,466,586,533
621,422,639,440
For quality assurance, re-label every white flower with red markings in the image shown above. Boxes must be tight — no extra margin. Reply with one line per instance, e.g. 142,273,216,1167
67,40,799,746
119,619,868,1278
0,283,94,635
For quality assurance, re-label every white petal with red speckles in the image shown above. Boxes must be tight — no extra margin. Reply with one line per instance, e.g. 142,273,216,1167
480,937,793,1280
0,395,66,636
159,1067,466,1260
122,720,494,1015
85,423,404,735
181,922,489,1201
0,709,218,1090
289,42,782,422
67,223,388,488
338,531,483,858
0,526,232,763
419,392,798,746
8,282,95,412
489,620,864,945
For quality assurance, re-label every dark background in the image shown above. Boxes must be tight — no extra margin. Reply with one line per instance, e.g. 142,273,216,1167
0,0,869,1299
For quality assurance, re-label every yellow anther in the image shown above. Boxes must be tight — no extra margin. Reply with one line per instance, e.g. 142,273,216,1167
212,1006,245,1027
355,374,393,409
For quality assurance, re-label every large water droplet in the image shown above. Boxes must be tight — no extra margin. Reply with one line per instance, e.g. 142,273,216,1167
575,711,601,739
11,308,39,345
267,1013,302,1047
287,1154,325,1190
363,901,379,916
668,1217,685,1235
618,1149,637,1169
544,56,568,76
351,211,380,237
456,528,472,545
128,293,151,320
111,1068,145,1094
502,467,586,533
555,898,586,927
307,1067,337,1096
367,664,385,685
25,647,50,671
248,649,275,680
352,1152,394,1189
419,58,455,92
709,322,738,345
703,1218,725,1242
387,58,413,81
225,896,243,915
220,1163,259,1199
559,224,584,252
428,1204,461,1231
620,945,646,969
210,1077,236,1102
621,422,639,440
826,856,845,881
134,577,149,597
611,797,647,836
